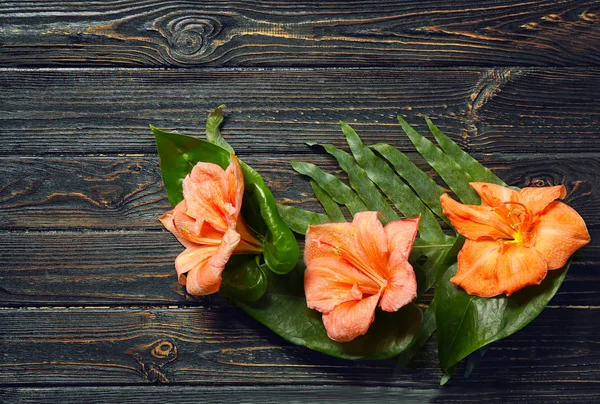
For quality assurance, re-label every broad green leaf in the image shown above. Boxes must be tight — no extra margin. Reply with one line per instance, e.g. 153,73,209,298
152,127,298,275
425,117,506,186
220,256,267,302
230,264,423,360
310,181,346,222
152,125,230,206
395,299,437,366
435,261,570,377
290,161,368,215
206,104,234,153
311,142,399,223
397,116,480,204
411,236,463,293
371,143,449,226
339,122,445,241
276,203,329,235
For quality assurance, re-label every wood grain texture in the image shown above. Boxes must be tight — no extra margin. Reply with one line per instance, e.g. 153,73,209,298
3,386,599,404
0,306,598,388
1,68,599,155
0,230,596,306
0,1,598,67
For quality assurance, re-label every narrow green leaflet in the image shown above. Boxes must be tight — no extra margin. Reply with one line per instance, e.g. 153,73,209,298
152,127,298,276
340,122,446,242
435,262,570,376
425,117,506,187
205,104,234,153
276,203,329,235
310,181,346,222
397,116,480,205
311,142,399,223
290,161,368,215
230,264,423,360
371,143,449,226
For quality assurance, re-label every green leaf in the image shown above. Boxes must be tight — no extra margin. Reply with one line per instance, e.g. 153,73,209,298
290,161,368,215
230,264,423,360
312,142,399,223
339,121,445,241
152,127,298,275
425,117,506,187
397,116,480,205
395,299,437,366
206,104,234,153
411,236,463,293
310,181,346,222
276,203,329,235
435,261,570,379
220,256,267,302
371,143,449,226
152,125,230,206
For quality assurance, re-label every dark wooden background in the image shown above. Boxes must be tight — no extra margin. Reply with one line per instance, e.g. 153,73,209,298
1,1,599,403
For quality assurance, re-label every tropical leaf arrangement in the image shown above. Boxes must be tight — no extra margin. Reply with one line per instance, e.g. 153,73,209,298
152,106,589,383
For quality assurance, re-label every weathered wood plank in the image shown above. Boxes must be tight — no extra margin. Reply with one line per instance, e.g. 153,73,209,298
0,230,595,306
1,154,598,230
0,307,598,388
0,1,598,67
1,68,599,155
3,385,598,404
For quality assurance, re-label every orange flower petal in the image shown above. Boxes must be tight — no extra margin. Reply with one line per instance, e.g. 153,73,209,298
441,194,514,240
305,257,380,313
384,216,420,259
304,221,353,263
182,229,241,296
470,182,518,207
451,239,502,297
223,155,244,226
518,185,566,217
352,211,389,275
321,292,381,342
379,253,417,312
172,210,223,246
174,245,219,285
497,243,548,296
184,161,239,232
533,201,591,270
159,202,196,249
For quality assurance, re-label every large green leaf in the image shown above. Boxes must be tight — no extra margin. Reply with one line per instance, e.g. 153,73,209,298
152,127,298,276
230,264,423,360
435,262,570,377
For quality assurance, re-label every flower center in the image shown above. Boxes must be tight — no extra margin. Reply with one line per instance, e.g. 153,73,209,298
495,201,533,245
322,240,387,289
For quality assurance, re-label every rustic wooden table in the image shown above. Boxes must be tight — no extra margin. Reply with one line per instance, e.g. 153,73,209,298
1,1,599,402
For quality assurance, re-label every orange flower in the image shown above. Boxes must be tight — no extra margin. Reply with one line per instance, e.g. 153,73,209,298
160,155,262,296
304,212,420,342
440,182,590,297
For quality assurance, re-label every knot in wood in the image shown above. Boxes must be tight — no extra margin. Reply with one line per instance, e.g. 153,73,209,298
152,340,176,359
162,15,222,61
